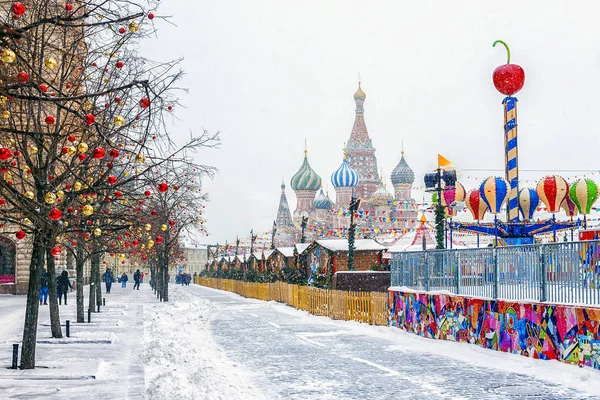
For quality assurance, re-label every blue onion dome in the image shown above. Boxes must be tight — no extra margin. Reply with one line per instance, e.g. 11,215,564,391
371,180,394,203
314,188,333,210
391,151,415,185
290,151,322,191
331,155,359,188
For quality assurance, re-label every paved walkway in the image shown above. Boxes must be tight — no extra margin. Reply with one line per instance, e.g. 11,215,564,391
0,284,148,399
186,285,599,400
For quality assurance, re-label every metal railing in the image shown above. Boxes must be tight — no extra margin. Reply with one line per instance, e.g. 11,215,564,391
390,241,600,305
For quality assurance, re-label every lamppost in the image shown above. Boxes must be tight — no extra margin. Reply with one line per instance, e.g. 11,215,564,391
271,221,277,250
347,196,361,271
300,217,308,244
424,158,457,250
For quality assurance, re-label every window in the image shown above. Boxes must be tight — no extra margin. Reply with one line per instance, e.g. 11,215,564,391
0,236,16,284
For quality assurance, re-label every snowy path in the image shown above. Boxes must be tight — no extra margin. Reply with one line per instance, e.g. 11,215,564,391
186,284,600,400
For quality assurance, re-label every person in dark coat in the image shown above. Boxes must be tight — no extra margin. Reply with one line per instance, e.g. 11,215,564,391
39,268,49,305
133,269,141,290
102,268,113,293
121,272,128,288
56,270,72,305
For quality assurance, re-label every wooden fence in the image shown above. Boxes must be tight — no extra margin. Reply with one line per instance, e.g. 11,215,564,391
194,277,389,326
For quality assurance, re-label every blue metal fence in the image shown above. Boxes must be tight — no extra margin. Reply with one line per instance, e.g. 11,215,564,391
390,241,600,305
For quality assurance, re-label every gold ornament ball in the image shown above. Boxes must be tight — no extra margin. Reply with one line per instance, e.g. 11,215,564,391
56,190,64,198
77,142,88,153
93,228,102,236
2,111,10,119
44,57,58,70
128,22,139,33
114,115,125,127
29,145,38,154
147,240,155,248
82,204,94,216
4,172,12,180
44,192,57,204
74,181,82,191
67,146,77,156
2,49,16,63
144,223,151,231
161,224,167,231
83,101,93,110
24,191,34,200
135,153,146,163
23,218,31,225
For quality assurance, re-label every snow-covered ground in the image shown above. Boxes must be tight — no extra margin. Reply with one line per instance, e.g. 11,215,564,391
2,283,600,399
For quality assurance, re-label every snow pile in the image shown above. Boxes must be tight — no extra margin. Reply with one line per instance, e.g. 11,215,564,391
142,287,266,400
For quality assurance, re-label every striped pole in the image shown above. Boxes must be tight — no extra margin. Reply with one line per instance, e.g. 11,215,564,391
503,97,520,222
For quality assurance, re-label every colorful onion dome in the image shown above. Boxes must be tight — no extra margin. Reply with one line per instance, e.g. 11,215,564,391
331,157,359,188
391,151,415,185
371,181,394,203
313,189,333,210
353,82,366,100
290,152,321,191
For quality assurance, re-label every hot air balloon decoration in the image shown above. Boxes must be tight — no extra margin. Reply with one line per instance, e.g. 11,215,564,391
442,182,465,217
536,175,568,213
561,196,578,219
480,177,509,215
466,189,488,221
569,178,598,215
518,188,539,221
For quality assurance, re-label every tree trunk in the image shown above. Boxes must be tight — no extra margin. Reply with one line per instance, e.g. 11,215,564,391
75,245,85,323
45,240,63,339
92,253,101,311
162,245,169,302
88,254,96,313
20,231,46,369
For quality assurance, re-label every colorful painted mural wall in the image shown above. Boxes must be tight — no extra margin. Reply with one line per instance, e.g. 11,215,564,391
388,289,600,370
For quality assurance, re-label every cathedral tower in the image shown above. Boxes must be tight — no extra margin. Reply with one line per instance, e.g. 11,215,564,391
275,182,293,227
331,151,359,206
290,150,322,219
345,83,380,199
391,150,415,201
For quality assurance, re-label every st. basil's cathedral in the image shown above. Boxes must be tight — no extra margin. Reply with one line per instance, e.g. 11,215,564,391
274,84,419,246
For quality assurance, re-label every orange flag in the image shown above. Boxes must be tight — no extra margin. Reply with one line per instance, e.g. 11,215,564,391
438,154,454,169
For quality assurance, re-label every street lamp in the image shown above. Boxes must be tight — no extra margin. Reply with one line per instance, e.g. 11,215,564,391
424,167,457,249
347,196,361,271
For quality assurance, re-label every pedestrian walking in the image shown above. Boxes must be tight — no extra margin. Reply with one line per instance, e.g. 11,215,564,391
56,270,72,305
39,268,49,305
102,268,114,293
133,269,141,290
121,272,128,288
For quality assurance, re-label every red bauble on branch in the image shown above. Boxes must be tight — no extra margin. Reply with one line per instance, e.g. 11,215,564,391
45,115,55,125
109,149,119,158
492,40,525,96
15,230,25,240
92,147,106,159
85,114,95,125
12,2,25,16
0,147,12,160
51,246,61,256
49,208,62,221
107,175,117,185
158,183,168,192
144,190,151,197
65,3,73,11
139,98,150,109
17,71,29,83
148,12,155,19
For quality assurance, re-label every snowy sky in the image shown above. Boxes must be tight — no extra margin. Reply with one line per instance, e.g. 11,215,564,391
140,0,600,244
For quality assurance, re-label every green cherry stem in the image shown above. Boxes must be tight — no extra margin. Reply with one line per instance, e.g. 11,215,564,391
493,40,511,64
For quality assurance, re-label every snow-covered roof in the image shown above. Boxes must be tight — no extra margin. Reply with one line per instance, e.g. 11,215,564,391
296,243,311,255
263,250,274,259
278,247,295,258
315,239,387,252
235,254,245,262
252,252,263,260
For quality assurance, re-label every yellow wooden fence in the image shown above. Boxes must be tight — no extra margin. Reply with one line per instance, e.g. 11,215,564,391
194,277,389,326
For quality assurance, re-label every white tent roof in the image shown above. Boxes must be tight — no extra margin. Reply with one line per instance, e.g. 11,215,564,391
316,239,387,252
277,247,295,258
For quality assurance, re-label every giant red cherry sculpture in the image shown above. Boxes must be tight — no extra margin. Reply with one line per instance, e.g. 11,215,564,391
492,40,525,96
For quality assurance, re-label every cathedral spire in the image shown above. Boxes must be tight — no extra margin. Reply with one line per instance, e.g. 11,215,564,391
276,181,293,227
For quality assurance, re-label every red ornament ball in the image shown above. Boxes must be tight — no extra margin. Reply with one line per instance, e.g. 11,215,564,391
119,27,125,34
92,147,106,159
17,71,29,83
39,84,48,92
144,190,151,197
156,237,163,243
148,12,154,19
0,147,12,160
116,61,124,69
109,149,119,158
49,208,62,221
107,175,117,185
65,3,73,11
158,182,168,192
12,2,25,16
167,105,173,111
85,113,95,125
51,246,61,256
45,115,55,125
15,230,25,240
68,134,77,142
139,97,150,109
78,153,86,161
